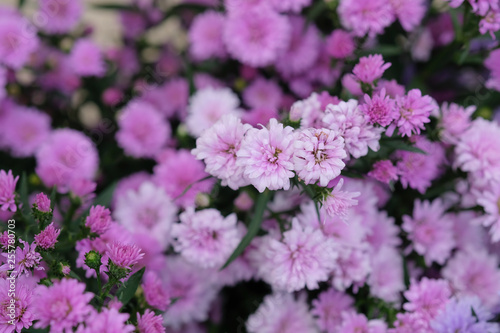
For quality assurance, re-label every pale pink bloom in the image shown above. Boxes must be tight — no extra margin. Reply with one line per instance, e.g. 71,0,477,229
389,312,430,333
323,100,383,159
402,199,455,265
172,208,242,268
0,15,39,69
237,118,295,192
293,128,346,186
353,54,391,83
137,309,165,333
322,178,360,220
311,289,354,333
365,210,401,251
0,276,36,332
388,89,434,137
377,79,406,98
223,8,291,67
339,312,387,333
35,129,98,193
186,87,240,137
106,242,144,269
142,271,170,311
325,29,355,59
192,114,252,190
403,277,451,319
476,184,500,242
389,0,427,31
69,39,106,77
250,221,337,292
443,248,500,308
479,10,500,38
34,223,60,249
368,160,398,184
154,149,214,207
111,171,150,209
360,88,397,126
452,211,487,250
246,293,317,333
438,102,476,144
270,0,312,13
37,0,83,34
0,170,18,212
368,246,404,303
76,308,134,333
193,73,224,90
1,240,44,277
332,245,372,291
116,100,170,158
34,278,93,333
338,0,395,37
85,205,112,235
189,11,227,61
243,77,283,110
114,181,177,249
290,92,324,128
34,193,51,213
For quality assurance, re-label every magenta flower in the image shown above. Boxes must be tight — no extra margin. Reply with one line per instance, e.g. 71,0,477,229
325,29,355,59
189,11,227,61
142,271,170,311
311,289,354,332
37,0,83,34
34,193,51,213
438,102,475,145
293,128,347,187
237,118,296,192
76,308,135,333
0,15,39,69
34,222,60,250
340,312,387,333
403,278,451,319
338,0,395,37
389,0,427,31
270,0,312,13
353,54,392,83
360,88,397,126
368,160,398,184
0,276,36,332
34,278,93,333
389,89,435,137
1,240,44,277
69,39,106,77
106,242,144,269
322,178,360,220
243,77,283,110
0,169,19,212
85,205,112,235
137,309,165,333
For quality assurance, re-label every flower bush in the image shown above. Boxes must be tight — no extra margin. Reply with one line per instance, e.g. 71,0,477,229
1,0,500,332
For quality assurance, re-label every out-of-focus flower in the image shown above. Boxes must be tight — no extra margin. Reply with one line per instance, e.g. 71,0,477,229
368,160,398,184
311,289,354,332
69,39,106,77
338,0,395,37
0,170,18,213
37,0,83,34
325,30,355,59
189,11,227,61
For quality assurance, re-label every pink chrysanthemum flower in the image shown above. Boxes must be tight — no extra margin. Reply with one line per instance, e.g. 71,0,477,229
114,181,177,249
369,246,405,303
476,184,500,242
0,15,39,69
339,312,387,333
270,0,312,13
353,54,391,84
76,308,135,333
338,0,395,37
37,0,83,34
85,205,112,235
34,193,51,213
443,248,500,309
438,102,476,145
290,92,325,128
368,160,398,183
192,115,252,190
116,100,170,158
403,278,451,319
172,208,242,268
293,128,347,186
34,278,93,333
325,29,355,59
389,89,435,137
485,49,500,91
1,106,51,157
402,199,455,265
243,77,283,110
0,276,36,332
142,79,189,119
237,118,296,193
389,312,430,333
142,271,170,311
35,129,98,193
34,222,60,250
0,170,19,212
154,149,215,207
322,178,360,220
251,221,337,292
1,240,44,277
311,289,354,333
323,100,383,159
69,39,106,77
188,11,227,61
389,0,427,31
455,118,500,186
223,8,291,67
479,10,500,38
360,89,397,126
275,16,320,77
137,309,165,333
186,87,241,137
106,242,144,269
247,293,317,333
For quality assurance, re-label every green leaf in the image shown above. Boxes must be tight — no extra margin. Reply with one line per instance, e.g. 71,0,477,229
116,267,145,306
93,182,117,207
382,140,427,154
19,173,35,225
220,190,271,270
93,4,136,11
49,186,57,210
359,45,402,57
18,0,26,9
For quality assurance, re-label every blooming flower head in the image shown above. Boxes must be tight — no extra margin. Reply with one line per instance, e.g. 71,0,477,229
353,54,391,84
403,278,451,319
69,39,106,77
402,199,455,265
389,0,427,31
192,114,252,190
476,184,500,242
137,309,165,333
34,278,93,333
293,128,346,186
243,77,283,110
186,87,241,137
223,8,291,67
76,308,135,333
1,240,44,277
0,14,39,69
154,149,214,207
290,92,325,128
360,88,397,126
116,100,170,158
479,10,500,38
389,89,435,137
142,271,170,311
339,312,387,333
188,11,227,61
172,208,242,268
0,170,19,212
85,205,112,235
325,29,355,59
438,102,476,144
247,293,317,333
34,222,60,249
369,246,405,303
35,129,99,193
323,100,383,159
106,242,144,270
34,193,51,213
322,178,361,220
368,160,399,184
311,289,354,332
0,276,36,332
237,118,296,192
37,0,83,34
443,248,500,309
338,0,395,37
